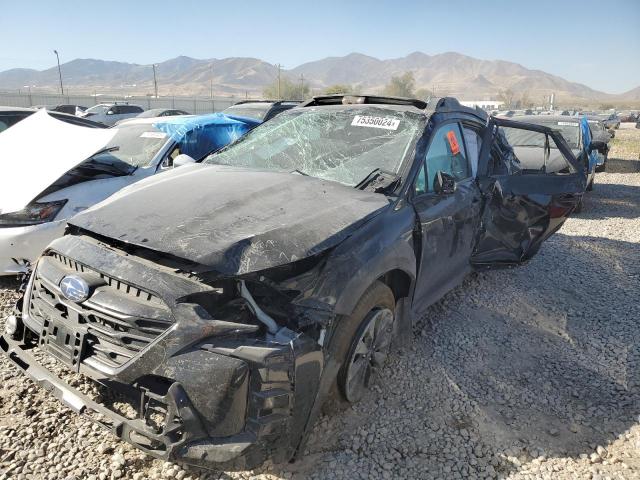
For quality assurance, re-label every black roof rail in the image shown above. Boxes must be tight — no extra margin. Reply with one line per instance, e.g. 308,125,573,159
299,94,428,109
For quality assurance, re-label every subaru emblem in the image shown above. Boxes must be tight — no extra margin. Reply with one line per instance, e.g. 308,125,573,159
60,275,90,303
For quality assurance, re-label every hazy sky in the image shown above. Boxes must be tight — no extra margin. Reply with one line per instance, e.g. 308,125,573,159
2,0,639,93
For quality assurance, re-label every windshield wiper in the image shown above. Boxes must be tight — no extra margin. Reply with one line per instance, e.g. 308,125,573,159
84,146,138,176
90,146,120,157
289,169,309,176
78,161,135,176
355,168,400,193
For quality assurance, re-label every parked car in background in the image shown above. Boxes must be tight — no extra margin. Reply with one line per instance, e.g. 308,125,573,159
34,104,88,116
223,100,300,122
601,113,620,130
116,108,191,125
504,115,600,208
0,106,104,133
0,111,259,275
80,103,144,126
619,112,637,123
0,96,586,470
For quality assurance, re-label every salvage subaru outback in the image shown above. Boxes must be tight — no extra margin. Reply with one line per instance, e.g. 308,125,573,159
1,96,588,470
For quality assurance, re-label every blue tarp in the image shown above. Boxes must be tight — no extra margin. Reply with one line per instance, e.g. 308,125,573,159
580,116,597,172
153,113,260,160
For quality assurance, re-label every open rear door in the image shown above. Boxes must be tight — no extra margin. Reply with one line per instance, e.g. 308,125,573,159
471,117,587,268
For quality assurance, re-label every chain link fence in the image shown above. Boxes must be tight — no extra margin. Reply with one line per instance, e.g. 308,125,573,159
0,91,248,114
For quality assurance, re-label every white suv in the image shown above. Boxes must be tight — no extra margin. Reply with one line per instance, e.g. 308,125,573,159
81,103,144,126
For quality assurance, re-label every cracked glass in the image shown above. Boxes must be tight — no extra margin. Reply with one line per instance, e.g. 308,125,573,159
204,107,423,187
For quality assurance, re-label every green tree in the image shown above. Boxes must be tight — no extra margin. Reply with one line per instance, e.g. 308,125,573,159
382,72,416,97
263,77,310,100
324,84,353,95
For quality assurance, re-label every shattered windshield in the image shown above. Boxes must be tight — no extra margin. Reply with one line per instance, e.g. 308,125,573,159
223,104,270,121
87,124,169,168
505,121,580,149
204,107,423,187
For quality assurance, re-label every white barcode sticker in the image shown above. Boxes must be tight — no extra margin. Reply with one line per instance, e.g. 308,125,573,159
351,115,400,130
140,131,167,138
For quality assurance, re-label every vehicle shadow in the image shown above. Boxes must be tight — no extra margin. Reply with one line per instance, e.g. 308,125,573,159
278,232,639,479
577,182,640,220
0,277,20,290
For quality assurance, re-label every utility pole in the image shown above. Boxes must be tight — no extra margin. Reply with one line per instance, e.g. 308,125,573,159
275,64,282,100
209,63,214,99
53,50,64,95
152,64,159,98
299,73,304,101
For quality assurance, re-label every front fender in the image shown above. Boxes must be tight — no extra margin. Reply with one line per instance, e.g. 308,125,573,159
327,202,417,316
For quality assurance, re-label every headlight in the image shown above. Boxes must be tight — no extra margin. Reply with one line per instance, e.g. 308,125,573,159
0,200,67,227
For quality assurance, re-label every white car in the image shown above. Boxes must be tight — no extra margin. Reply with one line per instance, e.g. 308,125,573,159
0,110,259,275
80,103,144,126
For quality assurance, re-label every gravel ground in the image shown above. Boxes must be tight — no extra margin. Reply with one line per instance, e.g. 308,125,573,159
0,124,639,480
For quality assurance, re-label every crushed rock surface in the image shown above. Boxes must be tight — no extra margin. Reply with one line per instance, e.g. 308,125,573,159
0,124,639,479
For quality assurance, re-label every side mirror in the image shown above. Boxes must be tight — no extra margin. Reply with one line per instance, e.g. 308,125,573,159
173,154,196,167
106,110,114,115
433,171,456,195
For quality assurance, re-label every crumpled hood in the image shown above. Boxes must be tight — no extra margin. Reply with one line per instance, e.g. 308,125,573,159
0,110,116,214
69,164,390,275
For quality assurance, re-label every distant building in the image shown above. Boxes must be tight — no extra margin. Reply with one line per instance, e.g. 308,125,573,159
460,100,503,110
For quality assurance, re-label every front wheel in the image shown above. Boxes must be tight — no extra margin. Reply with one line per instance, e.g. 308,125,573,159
332,281,395,405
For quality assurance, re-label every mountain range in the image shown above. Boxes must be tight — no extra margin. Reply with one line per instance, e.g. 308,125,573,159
1,52,637,104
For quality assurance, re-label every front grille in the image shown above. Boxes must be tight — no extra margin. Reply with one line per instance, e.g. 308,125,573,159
28,252,173,371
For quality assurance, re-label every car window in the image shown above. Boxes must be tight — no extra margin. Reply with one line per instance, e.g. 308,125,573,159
500,127,575,175
109,106,120,115
118,105,142,114
462,126,482,177
88,124,169,168
507,120,580,149
0,114,30,133
416,122,469,194
223,104,270,121
85,105,108,115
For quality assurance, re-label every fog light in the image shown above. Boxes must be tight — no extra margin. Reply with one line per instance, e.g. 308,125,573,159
4,315,18,336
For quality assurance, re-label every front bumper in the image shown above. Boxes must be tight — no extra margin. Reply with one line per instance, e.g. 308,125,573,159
0,333,258,466
1,235,326,469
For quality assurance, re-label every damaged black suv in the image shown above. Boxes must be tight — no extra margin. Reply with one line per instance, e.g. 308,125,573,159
1,96,587,470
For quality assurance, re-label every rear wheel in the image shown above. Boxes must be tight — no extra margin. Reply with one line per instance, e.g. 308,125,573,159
331,281,395,405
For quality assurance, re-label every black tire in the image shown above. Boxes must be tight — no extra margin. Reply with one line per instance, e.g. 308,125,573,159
329,281,395,406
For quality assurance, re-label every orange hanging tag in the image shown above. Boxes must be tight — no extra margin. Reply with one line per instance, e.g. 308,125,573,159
446,130,460,155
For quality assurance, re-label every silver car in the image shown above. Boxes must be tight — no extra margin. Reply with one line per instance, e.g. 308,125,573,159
81,103,144,126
